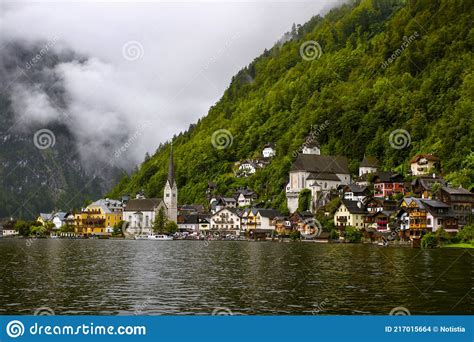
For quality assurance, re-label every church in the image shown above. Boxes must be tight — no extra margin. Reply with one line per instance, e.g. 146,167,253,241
122,146,178,234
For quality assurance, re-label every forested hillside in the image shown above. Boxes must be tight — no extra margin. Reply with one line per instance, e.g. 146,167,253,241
109,0,474,212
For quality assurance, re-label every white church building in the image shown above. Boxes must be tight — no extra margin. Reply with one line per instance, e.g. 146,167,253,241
122,146,178,235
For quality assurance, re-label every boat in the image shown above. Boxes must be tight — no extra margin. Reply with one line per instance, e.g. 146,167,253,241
377,241,388,247
135,234,174,241
147,234,173,241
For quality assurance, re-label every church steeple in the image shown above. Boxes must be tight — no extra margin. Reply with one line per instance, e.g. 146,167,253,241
164,142,178,223
167,143,175,186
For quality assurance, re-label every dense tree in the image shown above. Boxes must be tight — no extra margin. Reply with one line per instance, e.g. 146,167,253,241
109,0,474,210
153,207,168,233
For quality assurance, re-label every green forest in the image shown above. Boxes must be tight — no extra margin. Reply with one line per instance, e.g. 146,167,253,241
109,0,474,213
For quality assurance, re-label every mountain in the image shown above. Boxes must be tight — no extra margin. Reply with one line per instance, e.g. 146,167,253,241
109,0,473,212
0,43,121,219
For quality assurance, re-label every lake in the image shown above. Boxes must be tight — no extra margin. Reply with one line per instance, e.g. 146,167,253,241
0,239,472,315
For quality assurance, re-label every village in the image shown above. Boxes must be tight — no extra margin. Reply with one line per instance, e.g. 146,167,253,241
1,138,473,248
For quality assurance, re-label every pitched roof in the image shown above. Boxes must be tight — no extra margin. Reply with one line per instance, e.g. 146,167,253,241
307,172,341,181
177,214,199,224
345,184,369,194
441,186,472,195
291,155,349,174
410,154,439,163
341,199,367,214
124,198,163,212
257,209,281,219
360,155,378,168
372,171,404,183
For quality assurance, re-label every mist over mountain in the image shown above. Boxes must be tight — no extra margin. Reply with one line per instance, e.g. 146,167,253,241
0,42,123,219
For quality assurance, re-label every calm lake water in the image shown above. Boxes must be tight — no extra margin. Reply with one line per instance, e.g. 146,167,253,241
0,239,472,315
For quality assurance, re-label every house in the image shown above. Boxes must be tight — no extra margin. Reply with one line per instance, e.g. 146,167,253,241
401,198,457,240
286,154,351,213
178,204,206,215
238,160,257,176
177,214,199,232
210,208,242,237
372,172,405,198
262,143,276,158
290,211,319,238
0,219,17,237
273,216,293,236
422,199,458,233
359,155,378,177
302,139,320,155
364,210,395,231
411,175,446,199
210,196,237,214
436,186,473,227
122,198,167,236
334,200,367,229
198,216,211,234
74,199,124,236
343,184,370,201
234,188,258,207
37,213,53,226
363,197,398,214
246,208,281,239
410,154,439,176
51,212,69,230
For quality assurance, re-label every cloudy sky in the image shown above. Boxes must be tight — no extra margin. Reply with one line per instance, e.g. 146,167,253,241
0,0,339,169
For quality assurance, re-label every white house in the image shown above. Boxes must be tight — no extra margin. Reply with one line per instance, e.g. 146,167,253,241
123,198,167,235
302,140,320,155
177,214,199,232
286,154,351,213
410,154,439,176
210,196,237,214
343,184,370,202
234,188,257,207
210,208,242,236
359,155,378,176
262,144,276,158
238,160,257,176
51,212,68,230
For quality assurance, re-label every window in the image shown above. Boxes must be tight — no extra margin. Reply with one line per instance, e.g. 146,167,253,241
166,193,170,197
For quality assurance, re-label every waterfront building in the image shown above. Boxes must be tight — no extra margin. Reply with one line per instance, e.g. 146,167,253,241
210,208,242,237
435,186,473,227
334,200,368,229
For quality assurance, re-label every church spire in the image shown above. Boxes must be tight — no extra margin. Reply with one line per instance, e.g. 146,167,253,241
167,142,175,186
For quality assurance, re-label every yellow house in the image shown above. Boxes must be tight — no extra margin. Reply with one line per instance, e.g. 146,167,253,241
334,200,367,229
74,199,123,236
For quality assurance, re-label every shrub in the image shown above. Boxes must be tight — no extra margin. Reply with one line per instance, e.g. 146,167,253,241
344,226,362,243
